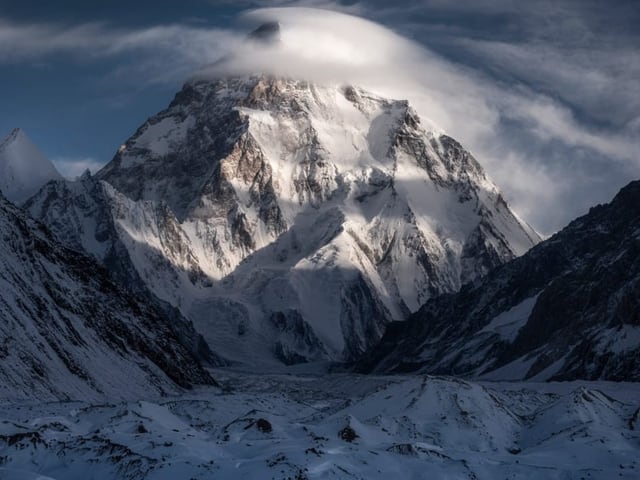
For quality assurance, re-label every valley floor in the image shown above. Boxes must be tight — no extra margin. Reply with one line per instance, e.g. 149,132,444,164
0,370,638,479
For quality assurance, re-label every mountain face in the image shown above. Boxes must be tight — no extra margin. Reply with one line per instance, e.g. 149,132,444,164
27,75,539,365
0,128,62,204
0,189,216,402
25,172,208,307
357,180,640,381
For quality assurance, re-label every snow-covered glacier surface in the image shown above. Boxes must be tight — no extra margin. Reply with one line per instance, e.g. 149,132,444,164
0,372,638,480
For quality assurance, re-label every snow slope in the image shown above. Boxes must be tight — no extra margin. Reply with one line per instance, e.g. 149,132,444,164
0,128,61,204
0,372,637,479
28,75,539,365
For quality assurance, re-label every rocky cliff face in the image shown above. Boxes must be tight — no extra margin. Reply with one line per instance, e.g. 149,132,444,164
357,180,640,381
28,75,539,365
0,190,216,402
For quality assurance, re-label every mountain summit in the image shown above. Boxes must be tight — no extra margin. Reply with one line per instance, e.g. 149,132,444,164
28,74,539,366
0,128,62,204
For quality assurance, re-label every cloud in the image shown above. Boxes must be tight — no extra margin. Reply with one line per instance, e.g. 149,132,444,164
207,0,362,11
197,6,638,234
52,157,106,180
3,3,638,234
452,39,640,129
338,0,639,229
208,8,431,84
0,17,243,84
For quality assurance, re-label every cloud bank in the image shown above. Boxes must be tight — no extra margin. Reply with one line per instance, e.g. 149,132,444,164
52,157,106,180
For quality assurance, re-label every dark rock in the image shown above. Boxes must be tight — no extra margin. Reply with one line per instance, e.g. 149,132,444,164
248,22,281,44
255,418,273,433
338,426,358,443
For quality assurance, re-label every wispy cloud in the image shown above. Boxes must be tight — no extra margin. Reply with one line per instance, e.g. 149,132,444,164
207,0,361,11
453,39,640,128
52,157,105,180
0,18,242,84
340,0,640,233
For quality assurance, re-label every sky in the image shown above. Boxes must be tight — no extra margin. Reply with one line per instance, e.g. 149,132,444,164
0,0,638,235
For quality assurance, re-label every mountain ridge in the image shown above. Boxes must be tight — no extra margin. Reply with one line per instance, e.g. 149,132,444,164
0,187,217,402
356,179,640,381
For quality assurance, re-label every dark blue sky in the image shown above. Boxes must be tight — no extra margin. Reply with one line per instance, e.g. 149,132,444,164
0,0,244,174
1,0,639,234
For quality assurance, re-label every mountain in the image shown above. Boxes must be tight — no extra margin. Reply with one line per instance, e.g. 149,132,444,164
27,74,539,365
0,128,62,204
0,189,216,402
357,180,640,381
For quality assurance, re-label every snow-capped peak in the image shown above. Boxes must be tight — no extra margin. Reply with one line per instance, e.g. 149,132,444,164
0,128,62,204
25,74,539,366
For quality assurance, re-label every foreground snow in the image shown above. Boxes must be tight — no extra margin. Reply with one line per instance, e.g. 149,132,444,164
0,372,638,479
